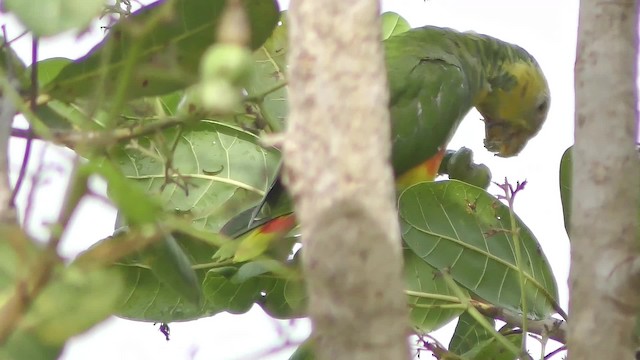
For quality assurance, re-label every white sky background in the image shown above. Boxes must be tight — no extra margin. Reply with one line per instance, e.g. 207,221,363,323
0,0,579,359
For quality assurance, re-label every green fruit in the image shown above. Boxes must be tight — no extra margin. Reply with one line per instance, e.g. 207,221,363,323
465,163,492,189
445,147,492,189
177,85,207,116
200,44,254,85
200,79,242,114
447,147,474,178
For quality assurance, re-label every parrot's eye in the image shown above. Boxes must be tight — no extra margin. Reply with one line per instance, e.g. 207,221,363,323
536,99,549,114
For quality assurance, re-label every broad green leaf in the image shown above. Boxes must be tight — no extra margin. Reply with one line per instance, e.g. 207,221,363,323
5,0,102,37
115,232,224,321
113,120,280,233
399,180,558,319
449,312,495,354
259,250,306,319
203,269,261,314
46,0,280,102
460,332,523,360
33,58,73,88
559,146,572,237
245,11,289,132
381,12,410,40
143,233,202,305
260,274,307,319
404,248,467,332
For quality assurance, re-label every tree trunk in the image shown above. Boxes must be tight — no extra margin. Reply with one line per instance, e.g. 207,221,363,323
569,0,640,358
283,1,410,359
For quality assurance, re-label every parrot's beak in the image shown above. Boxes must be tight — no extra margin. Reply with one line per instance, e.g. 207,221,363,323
482,118,529,157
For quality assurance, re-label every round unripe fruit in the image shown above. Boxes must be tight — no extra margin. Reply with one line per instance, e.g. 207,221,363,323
200,44,254,85
177,85,207,116
447,147,474,178
465,164,492,190
200,79,242,114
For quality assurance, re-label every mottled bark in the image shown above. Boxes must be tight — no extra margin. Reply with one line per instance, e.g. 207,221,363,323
569,0,640,358
283,1,409,359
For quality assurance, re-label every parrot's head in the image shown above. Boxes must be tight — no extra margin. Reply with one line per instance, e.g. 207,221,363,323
476,59,550,157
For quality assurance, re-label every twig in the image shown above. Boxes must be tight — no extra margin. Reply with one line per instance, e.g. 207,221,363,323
472,300,566,344
440,269,528,359
10,37,37,208
0,30,18,222
543,345,566,360
405,290,567,344
495,177,529,353
10,115,193,147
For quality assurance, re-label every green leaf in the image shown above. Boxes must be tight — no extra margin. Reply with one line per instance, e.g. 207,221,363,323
115,232,224,322
46,0,280,102
143,233,202,305
460,332,523,360
5,0,102,37
113,120,280,233
399,180,558,319
449,312,495,354
260,274,307,319
33,58,73,88
404,248,467,332
245,11,289,132
381,12,410,40
202,269,261,314
559,146,572,237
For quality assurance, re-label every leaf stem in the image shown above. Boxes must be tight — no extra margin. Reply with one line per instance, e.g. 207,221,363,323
441,269,527,359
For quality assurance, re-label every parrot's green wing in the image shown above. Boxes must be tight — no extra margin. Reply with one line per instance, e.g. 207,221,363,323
387,43,474,175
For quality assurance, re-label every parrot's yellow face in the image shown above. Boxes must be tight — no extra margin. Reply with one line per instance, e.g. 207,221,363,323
476,60,550,157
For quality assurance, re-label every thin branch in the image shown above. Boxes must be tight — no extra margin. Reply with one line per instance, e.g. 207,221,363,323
473,300,566,344
405,289,567,344
0,30,18,222
10,37,37,208
10,115,193,147
543,345,566,360
495,177,529,353
440,270,526,359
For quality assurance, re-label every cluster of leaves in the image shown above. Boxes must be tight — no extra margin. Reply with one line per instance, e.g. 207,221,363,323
0,1,564,359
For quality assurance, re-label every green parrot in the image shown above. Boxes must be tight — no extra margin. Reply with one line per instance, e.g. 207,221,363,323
219,25,550,262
